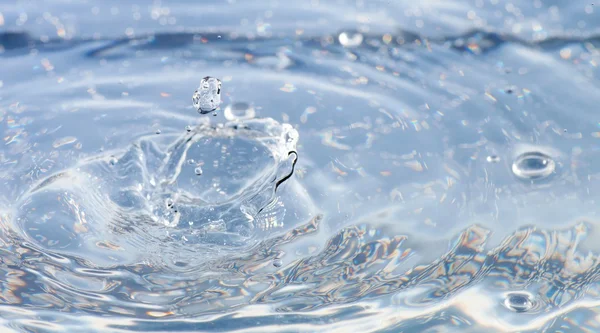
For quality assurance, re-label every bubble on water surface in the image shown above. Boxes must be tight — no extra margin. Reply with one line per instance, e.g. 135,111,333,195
504,292,534,312
486,155,500,163
224,102,256,121
338,32,363,47
511,151,556,180
193,76,221,113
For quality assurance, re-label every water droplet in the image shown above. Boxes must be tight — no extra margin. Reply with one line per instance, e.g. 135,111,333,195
166,198,174,207
188,221,194,226
223,102,256,121
156,129,161,134
273,259,283,267
193,77,221,113
194,167,203,175
338,32,363,47
504,292,534,313
512,151,556,180
213,112,217,117
217,35,222,39
187,159,195,165
486,155,500,163
109,157,118,165
185,125,192,132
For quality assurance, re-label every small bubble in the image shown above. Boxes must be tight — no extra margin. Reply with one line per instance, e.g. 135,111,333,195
273,259,283,267
217,35,222,39
156,129,161,134
213,112,217,117
187,159,195,165
185,125,192,132
504,292,534,313
193,76,221,113
512,151,556,180
194,167,203,175
486,155,500,163
224,102,256,121
338,32,363,47
109,157,118,165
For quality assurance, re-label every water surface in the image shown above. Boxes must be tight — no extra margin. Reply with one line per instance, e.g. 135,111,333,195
1,1,600,332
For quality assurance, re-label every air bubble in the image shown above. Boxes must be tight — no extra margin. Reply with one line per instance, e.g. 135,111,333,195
512,151,556,180
338,32,363,47
486,155,500,163
194,167,203,175
192,76,221,113
224,102,256,121
504,292,534,313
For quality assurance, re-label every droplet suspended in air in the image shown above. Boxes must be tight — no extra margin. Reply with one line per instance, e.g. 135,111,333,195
193,76,221,114
109,157,118,166
185,125,192,132
512,151,556,180
224,102,256,121
338,32,363,48
194,167,203,175
486,155,500,163
156,129,161,134
504,292,534,313
273,259,283,267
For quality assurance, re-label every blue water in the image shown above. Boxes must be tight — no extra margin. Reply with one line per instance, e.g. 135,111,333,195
1,1,600,332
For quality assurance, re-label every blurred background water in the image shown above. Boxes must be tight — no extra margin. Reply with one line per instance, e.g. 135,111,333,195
1,0,600,332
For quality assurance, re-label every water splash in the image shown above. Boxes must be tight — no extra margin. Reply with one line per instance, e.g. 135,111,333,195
193,77,222,114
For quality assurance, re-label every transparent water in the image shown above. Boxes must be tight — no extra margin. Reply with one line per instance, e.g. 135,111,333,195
1,1,600,332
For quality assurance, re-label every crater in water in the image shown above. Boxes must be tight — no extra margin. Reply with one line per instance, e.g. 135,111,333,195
13,118,301,268
504,292,535,313
511,151,556,180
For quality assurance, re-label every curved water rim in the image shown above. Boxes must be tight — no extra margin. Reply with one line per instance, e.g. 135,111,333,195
11,118,308,268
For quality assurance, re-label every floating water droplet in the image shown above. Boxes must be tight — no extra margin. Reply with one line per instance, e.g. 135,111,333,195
188,221,194,226
194,167,203,175
192,76,221,113
213,112,217,117
512,151,556,180
273,259,283,267
109,157,118,165
223,102,256,121
338,32,363,47
185,125,192,132
156,129,161,134
486,155,500,163
187,159,195,165
504,292,534,312
217,35,221,39
166,198,174,207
